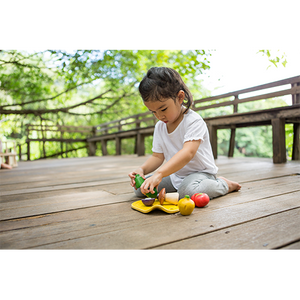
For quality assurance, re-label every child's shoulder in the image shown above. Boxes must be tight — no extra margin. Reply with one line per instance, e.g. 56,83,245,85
185,109,203,122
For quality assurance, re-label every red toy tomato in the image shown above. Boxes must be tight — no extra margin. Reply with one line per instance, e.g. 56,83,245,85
191,193,210,208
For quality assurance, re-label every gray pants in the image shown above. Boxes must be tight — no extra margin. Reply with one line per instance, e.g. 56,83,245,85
134,172,229,200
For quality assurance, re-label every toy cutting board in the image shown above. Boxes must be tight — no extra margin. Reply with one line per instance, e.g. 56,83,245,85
131,199,179,214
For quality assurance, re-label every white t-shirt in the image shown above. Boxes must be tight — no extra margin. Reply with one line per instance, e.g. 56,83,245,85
152,109,218,189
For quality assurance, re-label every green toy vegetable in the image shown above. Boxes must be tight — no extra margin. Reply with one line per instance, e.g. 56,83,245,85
135,174,158,198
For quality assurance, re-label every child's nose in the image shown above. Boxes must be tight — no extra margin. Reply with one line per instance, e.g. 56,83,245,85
156,111,164,120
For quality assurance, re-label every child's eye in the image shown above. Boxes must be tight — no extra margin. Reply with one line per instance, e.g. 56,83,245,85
161,108,167,112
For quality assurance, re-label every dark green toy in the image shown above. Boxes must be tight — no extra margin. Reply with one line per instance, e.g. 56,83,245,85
134,174,158,198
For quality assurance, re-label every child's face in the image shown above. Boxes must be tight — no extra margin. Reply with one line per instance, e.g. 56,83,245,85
144,94,184,126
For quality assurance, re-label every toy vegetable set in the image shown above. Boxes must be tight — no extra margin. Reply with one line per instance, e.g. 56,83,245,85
131,175,210,216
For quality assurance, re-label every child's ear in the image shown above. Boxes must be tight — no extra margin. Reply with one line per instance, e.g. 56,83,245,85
177,90,185,103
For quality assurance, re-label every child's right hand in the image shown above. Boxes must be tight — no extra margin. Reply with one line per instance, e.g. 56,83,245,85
128,167,145,189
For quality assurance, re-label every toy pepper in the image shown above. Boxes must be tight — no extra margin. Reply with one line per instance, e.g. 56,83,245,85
134,174,158,198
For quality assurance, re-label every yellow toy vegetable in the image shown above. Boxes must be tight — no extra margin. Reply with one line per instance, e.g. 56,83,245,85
178,195,195,216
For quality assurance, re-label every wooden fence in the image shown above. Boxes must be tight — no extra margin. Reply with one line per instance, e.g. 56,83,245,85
87,75,300,163
25,124,94,160
20,75,300,163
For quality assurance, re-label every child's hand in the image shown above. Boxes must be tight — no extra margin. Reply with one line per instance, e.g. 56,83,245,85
140,172,162,195
128,168,145,189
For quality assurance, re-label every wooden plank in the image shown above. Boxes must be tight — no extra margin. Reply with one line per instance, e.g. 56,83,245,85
28,124,93,129
28,128,93,134
0,177,130,197
0,191,137,221
195,87,300,111
0,157,299,250
0,182,134,207
27,190,300,249
1,172,298,209
155,208,300,249
281,241,300,249
26,138,86,142
1,174,298,249
204,105,300,126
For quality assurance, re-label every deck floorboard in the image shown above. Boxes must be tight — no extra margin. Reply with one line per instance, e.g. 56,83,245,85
0,155,299,249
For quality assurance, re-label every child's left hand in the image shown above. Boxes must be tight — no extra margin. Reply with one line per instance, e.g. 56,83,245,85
140,172,163,195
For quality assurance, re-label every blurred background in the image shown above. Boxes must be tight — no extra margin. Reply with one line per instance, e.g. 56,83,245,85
1,49,299,160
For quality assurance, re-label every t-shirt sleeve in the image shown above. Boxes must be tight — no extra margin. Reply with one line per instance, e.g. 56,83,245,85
183,118,207,143
152,124,164,153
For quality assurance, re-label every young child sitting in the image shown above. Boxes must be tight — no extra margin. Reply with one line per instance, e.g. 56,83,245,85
128,67,241,199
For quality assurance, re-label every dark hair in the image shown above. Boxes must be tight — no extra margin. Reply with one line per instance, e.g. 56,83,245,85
138,67,193,112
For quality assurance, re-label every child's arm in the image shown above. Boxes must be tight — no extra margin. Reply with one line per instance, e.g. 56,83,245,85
140,140,201,194
128,152,164,188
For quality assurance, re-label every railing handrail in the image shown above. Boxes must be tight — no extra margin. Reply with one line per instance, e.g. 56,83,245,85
194,75,300,102
92,75,300,135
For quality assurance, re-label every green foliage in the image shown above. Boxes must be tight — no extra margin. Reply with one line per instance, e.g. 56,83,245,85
0,50,211,147
257,50,287,69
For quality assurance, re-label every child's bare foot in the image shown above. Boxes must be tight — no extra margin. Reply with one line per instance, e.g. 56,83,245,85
1,163,12,169
218,176,241,193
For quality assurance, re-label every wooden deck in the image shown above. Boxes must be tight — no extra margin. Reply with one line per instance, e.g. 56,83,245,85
0,155,300,250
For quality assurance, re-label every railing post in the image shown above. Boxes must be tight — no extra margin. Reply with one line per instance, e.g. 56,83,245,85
18,144,22,161
137,133,145,156
291,82,300,105
292,123,300,160
116,137,121,155
207,123,218,159
101,140,108,156
88,141,97,156
291,82,300,160
87,126,97,157
27,141,30,161
228,126,236,157
233,95,238,113
272,118,286,163
134,116,141,154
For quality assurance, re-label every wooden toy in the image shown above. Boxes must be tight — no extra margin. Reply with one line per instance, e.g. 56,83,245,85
178,195,195,215
131,199,179,214
132,176,180,214
191,193,210,207
135,174,158,198
158,188,179,205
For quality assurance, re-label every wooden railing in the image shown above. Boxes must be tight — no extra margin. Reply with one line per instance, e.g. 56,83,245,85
25,124,94,160
19,75,300,163
89,112,156,156
87,75,300,163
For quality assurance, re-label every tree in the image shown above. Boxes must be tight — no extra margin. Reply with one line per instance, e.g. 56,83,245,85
0,50,211,156
0,50,210,114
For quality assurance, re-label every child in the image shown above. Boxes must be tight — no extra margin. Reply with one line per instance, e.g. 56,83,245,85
128,67,241,200
0,162,12,169
0,139,12,169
